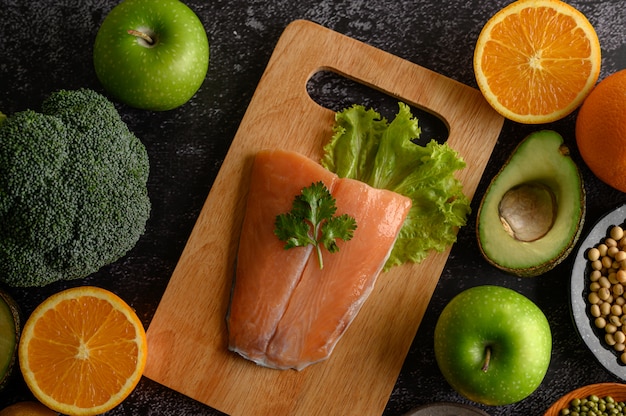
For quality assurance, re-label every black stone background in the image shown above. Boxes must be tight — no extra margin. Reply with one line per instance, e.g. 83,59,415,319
1,0,626,415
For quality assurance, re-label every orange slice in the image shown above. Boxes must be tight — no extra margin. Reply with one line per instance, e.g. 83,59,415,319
474,0,601,124
18,286,147,416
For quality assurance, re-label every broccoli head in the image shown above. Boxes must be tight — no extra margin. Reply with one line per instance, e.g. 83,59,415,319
0,88,151,287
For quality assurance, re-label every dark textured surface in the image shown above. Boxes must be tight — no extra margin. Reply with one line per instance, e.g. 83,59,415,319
0,0,625,415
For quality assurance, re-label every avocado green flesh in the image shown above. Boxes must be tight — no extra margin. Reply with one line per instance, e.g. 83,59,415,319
477,130,584,276
0,293,17,385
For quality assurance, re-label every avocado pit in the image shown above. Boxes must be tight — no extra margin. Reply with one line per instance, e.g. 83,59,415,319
498,183,557,242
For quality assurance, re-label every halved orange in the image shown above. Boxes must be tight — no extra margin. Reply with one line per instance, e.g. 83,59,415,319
474,0,601,124
19,286,147,416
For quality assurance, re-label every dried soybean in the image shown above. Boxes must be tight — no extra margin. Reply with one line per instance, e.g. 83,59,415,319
586,225,626,364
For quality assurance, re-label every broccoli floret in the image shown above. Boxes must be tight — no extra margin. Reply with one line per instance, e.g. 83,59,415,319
0,88,151,287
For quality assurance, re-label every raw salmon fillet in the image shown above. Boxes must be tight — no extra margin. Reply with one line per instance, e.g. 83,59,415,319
227,149,411,370
227,149,338,365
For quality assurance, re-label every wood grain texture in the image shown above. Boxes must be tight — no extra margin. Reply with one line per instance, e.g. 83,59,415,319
144,19,504,416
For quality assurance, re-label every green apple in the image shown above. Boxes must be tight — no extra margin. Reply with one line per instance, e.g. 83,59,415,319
93,0,209,111
434,285,551,406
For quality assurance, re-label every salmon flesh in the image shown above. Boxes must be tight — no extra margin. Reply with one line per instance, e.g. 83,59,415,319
227,149,411,370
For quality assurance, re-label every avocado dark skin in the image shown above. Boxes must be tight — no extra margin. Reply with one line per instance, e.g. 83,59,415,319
0,287,21,391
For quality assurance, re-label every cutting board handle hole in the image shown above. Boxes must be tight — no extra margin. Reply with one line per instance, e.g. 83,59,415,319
306,70,449,146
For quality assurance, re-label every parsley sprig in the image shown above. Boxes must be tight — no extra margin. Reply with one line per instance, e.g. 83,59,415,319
274,181,357,269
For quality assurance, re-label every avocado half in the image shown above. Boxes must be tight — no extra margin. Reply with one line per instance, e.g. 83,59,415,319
477,130,585,277
0,287,20,391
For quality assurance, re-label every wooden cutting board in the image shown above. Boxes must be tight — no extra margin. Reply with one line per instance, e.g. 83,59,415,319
144,19,504,416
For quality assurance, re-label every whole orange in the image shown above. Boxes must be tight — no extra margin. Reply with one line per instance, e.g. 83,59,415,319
576,69,626,193
0,402,56,416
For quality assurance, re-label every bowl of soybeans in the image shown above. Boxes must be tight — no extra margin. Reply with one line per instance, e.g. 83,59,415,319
571,204,626,381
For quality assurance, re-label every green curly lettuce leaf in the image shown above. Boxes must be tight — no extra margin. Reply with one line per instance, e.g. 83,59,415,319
321,102,470,270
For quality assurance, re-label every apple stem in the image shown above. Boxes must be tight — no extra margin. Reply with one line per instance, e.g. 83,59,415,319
127,29,154,46
481,346,491,372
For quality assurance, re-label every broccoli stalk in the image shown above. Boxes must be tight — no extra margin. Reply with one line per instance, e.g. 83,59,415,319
0,89,151,287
